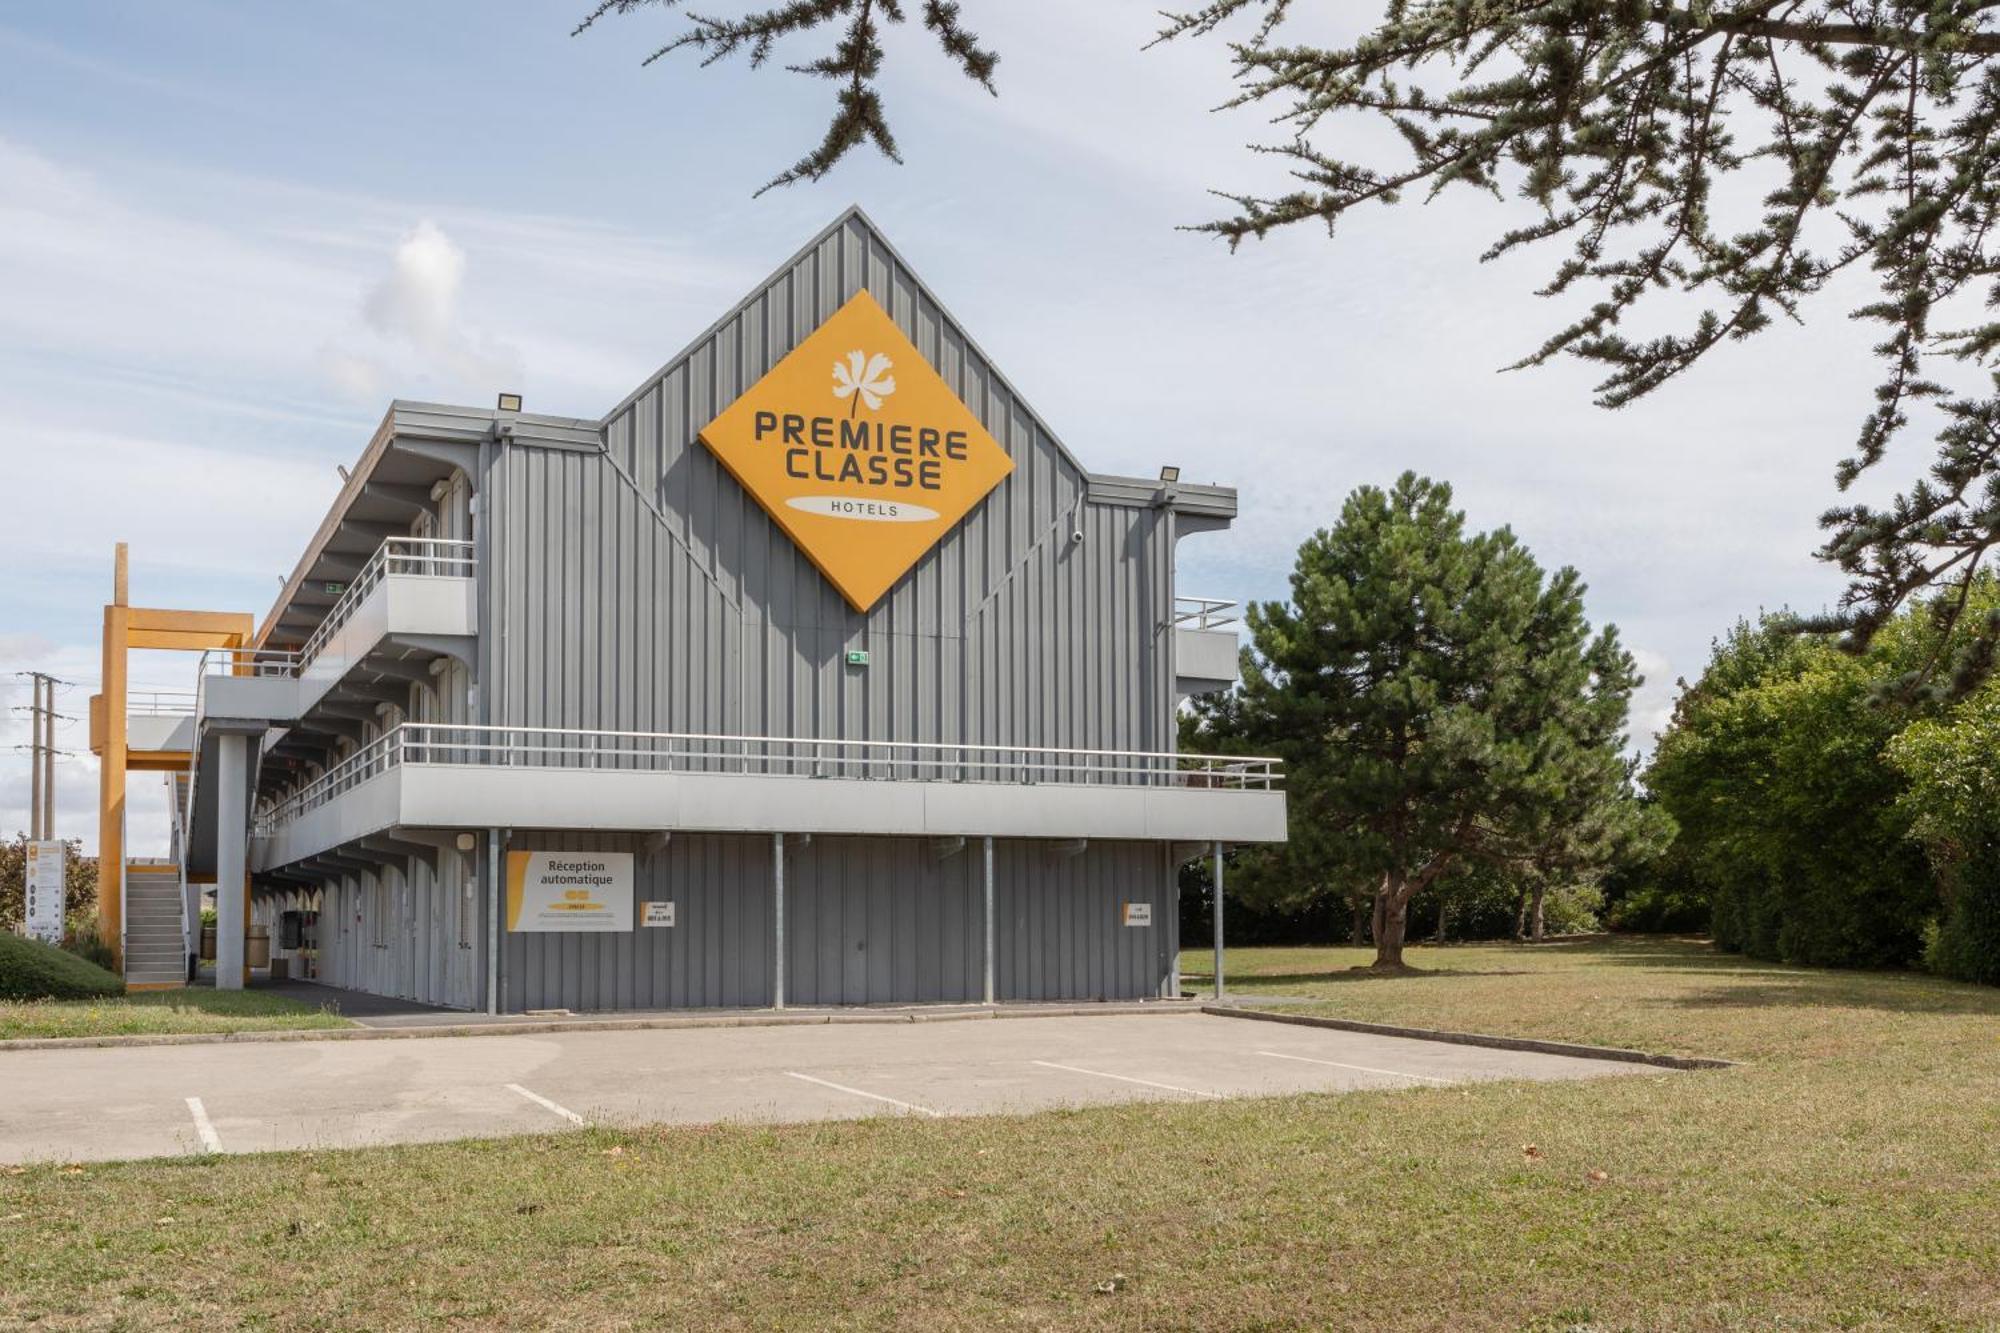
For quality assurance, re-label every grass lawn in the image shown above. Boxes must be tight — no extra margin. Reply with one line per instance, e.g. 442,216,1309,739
0,989,350,1041
4,937,1997,1330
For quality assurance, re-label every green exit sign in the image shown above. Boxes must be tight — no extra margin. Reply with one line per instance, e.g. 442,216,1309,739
845,650,870,666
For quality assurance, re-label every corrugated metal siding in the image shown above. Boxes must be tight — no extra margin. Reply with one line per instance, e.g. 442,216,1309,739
296,845,481,1011
784,836,984,1005
486,212,1173,758
501,833,1176,1008
501,831,773,1012
995,841,1179,1002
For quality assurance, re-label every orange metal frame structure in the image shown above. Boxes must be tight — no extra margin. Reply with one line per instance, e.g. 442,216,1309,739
89,543,253,977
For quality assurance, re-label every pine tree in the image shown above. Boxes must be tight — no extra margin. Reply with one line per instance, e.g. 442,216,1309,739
581,0,2000,693
1506,633,1667,940
573,1,997,194
1187,473,1641,968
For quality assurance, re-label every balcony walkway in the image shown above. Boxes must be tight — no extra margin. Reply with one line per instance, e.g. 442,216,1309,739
251,723,1287,873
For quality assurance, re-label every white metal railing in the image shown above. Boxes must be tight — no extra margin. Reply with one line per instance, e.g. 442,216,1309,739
192,538,474,855
198,647,301,678
192,538,474,695
295,537,473,674
1174,596,1239,631
128,689,197,715
255,722,1283,834
193,647,301,722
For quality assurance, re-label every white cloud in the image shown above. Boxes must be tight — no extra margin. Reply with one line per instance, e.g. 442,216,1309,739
365,219,465,347
0,133,753,431
1627,648,1679,752
0,417,337,580
318,218,522,403
318,347,386,402
0,632,57,663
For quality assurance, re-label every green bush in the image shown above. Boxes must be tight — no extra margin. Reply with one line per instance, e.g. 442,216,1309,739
63,918,116,972
1608,882,1709,933
1888,688,2000,986
0,930,124,1002
1921,845,2000,986
1649,614,1946,972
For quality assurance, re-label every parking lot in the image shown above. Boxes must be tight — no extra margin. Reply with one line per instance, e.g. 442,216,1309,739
0,1012,1653,1164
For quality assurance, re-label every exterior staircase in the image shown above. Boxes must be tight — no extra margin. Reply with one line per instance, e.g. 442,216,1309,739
124,863,188,987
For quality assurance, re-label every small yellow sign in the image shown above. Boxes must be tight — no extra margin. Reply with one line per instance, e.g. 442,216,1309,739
699,289,1014,611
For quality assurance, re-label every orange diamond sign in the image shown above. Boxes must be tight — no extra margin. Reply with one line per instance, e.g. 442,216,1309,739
700,290,1014,611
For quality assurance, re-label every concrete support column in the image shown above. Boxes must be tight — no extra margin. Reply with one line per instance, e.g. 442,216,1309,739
982,836,996,1006
215,734,249,991
486,828,503,1015
772,832,786,1010
183,872,201,982
1212,841,1225,1001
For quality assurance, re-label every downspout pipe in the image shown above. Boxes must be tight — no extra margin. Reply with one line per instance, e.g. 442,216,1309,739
982,835,995,1006
772,832,786,1010
478,425,503,1016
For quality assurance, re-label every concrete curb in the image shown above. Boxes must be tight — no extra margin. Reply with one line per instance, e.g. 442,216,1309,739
1201,1005,1739,1071
0,1000,1203,1053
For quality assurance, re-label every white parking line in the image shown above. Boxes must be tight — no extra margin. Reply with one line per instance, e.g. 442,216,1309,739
1256,1050,1455,1085
1030,1060,1221,1100
184,1096,222,1153
785,1071,942,1117
505,1082,586,1125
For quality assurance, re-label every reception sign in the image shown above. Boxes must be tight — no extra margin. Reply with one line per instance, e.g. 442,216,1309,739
505,851,633,933
699,290,1013,611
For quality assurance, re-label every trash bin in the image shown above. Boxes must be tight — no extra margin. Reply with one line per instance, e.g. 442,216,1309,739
269,956,289,981
246,925,271,969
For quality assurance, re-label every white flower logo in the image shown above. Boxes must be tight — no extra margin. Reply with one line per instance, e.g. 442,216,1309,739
832,350,896,417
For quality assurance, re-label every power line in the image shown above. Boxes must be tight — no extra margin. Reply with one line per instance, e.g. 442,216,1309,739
15,671,64,840
9,705,77,722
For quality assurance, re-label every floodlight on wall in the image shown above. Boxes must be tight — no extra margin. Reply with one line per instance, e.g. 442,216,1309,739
1158,465,1181,484
496,392,523,412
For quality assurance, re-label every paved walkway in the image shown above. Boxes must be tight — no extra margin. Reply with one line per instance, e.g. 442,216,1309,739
0,1012,1655,1164
251,979,1204,1030
250,978,471,1023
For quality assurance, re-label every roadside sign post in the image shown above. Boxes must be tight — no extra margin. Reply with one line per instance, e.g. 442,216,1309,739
24,839,67,945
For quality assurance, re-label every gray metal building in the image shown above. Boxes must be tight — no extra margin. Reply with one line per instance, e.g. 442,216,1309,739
176,208,1284,1013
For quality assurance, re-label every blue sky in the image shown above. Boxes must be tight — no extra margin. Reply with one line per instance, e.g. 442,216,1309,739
2,2,1887,851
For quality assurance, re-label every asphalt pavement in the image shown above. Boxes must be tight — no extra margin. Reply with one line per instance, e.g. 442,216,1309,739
0,1011,1658,1164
